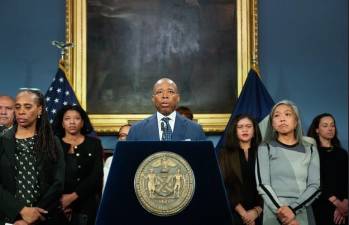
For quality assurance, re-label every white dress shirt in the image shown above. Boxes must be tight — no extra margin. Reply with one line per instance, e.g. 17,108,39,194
156,111,176,140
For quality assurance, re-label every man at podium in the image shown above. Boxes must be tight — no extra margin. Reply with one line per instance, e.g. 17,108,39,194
127,78,206,141
98,78,235,225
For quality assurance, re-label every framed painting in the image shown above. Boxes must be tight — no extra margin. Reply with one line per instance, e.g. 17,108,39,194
64,0,259,133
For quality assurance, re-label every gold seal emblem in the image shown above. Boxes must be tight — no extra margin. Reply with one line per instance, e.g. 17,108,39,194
134,151,195,216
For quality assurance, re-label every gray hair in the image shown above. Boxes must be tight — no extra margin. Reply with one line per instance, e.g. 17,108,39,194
264,100,313,146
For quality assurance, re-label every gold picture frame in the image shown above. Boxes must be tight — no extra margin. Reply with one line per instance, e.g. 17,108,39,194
64,0,259,133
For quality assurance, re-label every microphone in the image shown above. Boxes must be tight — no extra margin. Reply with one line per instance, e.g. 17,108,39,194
161,121,166,132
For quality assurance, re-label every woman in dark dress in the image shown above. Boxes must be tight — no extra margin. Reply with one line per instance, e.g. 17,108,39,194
218,114,263,225
53,105,103,225
0,89,65,225
308,113,348,225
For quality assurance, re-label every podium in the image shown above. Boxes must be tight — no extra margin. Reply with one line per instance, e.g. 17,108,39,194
97,141,233,225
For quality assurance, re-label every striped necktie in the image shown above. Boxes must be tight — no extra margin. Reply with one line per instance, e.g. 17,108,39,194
161,117,172,141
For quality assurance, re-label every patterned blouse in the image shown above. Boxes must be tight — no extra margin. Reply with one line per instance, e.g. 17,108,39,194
14,136,40,206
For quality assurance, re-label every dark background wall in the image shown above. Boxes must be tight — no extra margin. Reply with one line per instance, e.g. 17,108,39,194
0,0,347,149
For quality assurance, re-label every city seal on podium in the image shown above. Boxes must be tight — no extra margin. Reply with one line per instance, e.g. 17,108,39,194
134,151,195,216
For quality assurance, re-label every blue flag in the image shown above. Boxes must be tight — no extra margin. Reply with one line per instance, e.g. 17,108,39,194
44,64,80,123
215,69,274,151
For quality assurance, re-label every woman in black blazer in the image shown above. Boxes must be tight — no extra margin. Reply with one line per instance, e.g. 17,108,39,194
53,105,103,225
218,114,263,225
0,89,65,225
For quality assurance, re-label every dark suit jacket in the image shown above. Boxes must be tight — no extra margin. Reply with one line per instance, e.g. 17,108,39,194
0,127,65,224
0,126,6,135
127,113,206,141
0,125,13,137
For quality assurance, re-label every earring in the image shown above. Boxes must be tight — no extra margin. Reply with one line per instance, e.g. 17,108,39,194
38,114,41,119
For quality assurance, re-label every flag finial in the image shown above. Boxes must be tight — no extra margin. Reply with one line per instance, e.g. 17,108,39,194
51,40,74,61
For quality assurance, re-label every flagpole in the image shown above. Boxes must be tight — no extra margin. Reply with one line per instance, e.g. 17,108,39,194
45,41,83,124
51,40,75,88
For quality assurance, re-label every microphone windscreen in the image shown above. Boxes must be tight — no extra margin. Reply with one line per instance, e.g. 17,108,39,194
160,121,165,131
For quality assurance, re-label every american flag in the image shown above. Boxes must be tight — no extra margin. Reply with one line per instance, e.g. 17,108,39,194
215,69,274,151
44,65,80,123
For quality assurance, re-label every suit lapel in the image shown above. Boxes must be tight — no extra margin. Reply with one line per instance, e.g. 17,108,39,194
2,127,17,169
147,114,161,140
172,114,186,141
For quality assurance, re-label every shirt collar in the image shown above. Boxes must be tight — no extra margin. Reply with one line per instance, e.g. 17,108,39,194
157,111,176,122
156,111,176,140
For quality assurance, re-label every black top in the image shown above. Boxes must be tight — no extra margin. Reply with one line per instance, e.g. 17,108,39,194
14,136,40,206
218,146,262,225
312,146,348,225
60,136,103,225
238,148,259,210
64,154,79,193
